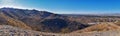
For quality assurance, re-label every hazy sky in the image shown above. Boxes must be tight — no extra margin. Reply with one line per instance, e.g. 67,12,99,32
0,0,120,14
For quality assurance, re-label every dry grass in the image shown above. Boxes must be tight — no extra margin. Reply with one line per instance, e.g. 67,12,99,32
0,13,32,30
71,22,120,33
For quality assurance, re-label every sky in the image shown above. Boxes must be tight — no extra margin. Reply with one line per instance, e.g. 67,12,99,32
0,0,120,14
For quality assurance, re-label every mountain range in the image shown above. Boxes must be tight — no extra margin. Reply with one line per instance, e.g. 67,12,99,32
0,7,90,33
0,7,120,35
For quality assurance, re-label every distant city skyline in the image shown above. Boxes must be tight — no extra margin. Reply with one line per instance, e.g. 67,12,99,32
0,0,120,14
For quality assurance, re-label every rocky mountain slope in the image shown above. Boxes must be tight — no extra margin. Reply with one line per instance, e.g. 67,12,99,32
0,7,89,33
1,7,120,35
0,12,32,30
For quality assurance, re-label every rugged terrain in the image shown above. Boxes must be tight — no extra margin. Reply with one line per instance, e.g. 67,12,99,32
0,7,89,33
0,7,120,36
0,25,120,36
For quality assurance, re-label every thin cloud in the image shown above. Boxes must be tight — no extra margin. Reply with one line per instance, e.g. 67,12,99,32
0,0,27,9
0,0,50,11
0,0,15,7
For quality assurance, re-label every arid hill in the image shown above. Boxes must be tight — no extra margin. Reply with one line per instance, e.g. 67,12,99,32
0,11,31,30
0,8,89,33
71,22,120,33
1,7,120,34
0,25,120,36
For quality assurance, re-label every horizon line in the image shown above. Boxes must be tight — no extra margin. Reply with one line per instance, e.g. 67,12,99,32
0,6,120,15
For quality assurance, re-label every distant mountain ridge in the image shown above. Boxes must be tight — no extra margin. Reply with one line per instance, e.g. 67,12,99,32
62,13,120,17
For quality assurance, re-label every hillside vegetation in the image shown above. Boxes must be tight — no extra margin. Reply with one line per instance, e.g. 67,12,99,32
1,8,120,34
71,22,120,33
0,12,31,30
0,8,90,33
0,25,120,36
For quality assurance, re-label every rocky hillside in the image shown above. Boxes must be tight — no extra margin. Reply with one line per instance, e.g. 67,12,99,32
0,25,58,36
0,7,89,33
0,25,120,36
0,12,32,30
1,7,120,34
